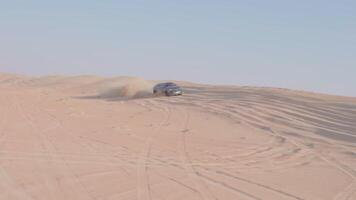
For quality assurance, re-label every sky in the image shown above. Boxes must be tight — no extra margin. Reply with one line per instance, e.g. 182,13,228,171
0,0,355,96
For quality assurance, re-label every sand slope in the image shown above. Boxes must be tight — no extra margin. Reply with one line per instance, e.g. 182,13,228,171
0,74,355,200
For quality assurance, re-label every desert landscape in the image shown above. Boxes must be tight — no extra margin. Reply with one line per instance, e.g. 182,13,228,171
0,73,355,200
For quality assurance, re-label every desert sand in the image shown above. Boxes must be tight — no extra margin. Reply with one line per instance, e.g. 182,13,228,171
0,73,355,200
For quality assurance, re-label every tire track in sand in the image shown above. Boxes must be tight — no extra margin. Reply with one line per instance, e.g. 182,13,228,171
0,95,34,200
206,100,356,200
177,107,268,200
137,105,171,200
177,108,219,200
14,92,96,200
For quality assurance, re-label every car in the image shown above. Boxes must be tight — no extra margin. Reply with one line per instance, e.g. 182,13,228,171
153,82,183,96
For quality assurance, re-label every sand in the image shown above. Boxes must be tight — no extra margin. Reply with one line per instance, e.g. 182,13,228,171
0,73,355,200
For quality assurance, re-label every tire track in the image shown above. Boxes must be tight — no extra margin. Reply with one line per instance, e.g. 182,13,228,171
169,96,355,200
177,108,219,200
196,172,262,200
177,107,303,200
13,93,70,200
37,98,135,180
334,180,356,200
13,92,96,200
137,105,171,200
198,167,304,200
206,100,356,183
0,95,34,200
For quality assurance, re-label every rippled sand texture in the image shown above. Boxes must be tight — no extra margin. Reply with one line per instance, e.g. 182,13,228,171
0,73,355,200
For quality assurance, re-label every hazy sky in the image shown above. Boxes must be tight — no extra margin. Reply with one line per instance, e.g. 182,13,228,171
1,1,355,96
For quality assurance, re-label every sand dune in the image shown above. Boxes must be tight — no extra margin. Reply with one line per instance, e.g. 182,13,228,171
0,73,355,200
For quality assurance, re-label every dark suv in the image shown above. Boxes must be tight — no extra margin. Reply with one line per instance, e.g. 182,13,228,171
153,82,183,96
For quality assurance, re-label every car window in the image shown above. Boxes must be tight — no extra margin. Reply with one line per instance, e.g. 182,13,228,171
154,82,178,89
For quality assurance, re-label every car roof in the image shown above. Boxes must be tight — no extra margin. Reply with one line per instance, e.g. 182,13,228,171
156,82,177,86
